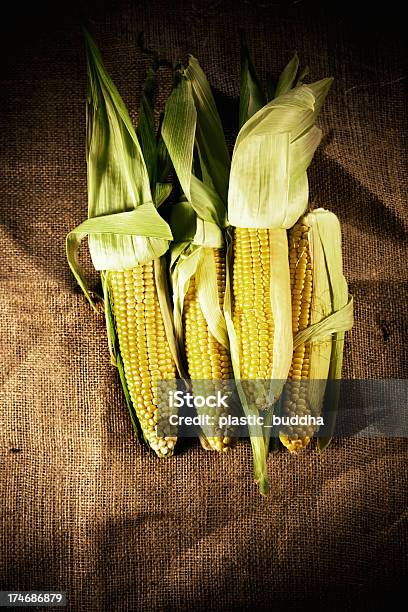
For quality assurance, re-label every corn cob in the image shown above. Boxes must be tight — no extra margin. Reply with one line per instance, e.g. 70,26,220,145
279,217,323,452
279,210,353,452
232,228,274,382
230,223,292,408
183,248,234,451
109,264,177,457
162,58,235,452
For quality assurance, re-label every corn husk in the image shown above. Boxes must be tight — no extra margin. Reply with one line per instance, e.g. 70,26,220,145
66,30,184,451
239,40,304,124
309,210,353,451
228,82,332,229
184,56,230,203
66,30,173,307
279,209,353,451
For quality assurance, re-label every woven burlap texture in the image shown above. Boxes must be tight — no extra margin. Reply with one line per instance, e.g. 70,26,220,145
1,1,407,610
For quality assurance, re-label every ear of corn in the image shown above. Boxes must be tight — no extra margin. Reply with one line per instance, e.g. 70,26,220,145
224,52,333,493
279,209,353,452
231,226,292,396
182,247,235,451
162,60,236,452
66,30,183,457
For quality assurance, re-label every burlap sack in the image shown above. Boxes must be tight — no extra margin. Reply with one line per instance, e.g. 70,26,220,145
1,1,407,610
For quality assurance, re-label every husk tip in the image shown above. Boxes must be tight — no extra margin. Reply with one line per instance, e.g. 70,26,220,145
257,477,270,496
317,437,332,452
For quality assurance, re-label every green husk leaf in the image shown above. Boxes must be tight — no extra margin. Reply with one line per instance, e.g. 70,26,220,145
193,218,224,248
296,65,309,86
156,133,173,182
228,83,331,229
275,53,299,97
241,227,294,463
69,204,172,239
84,28,152,212
239,34,267,128
307,213,334,415
293,296,353,349
154,257,188,380
235,85,315,152
268,228,293,392
170,241,191,271
66,229,97,309
171,243,229,363
66,203,173,308
80,30,173,287
163,58,229,348
162,59,228,228
195,248,229,348
171,247,202,352
155,182,172,207
190,175,227,227
236,79,332,154
168,201,197,243
290,126,323,177
307,77,334,121
184,55,230,201
228,132,290,229
136,68,157,185
314,210,353,451
161,76,197,201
